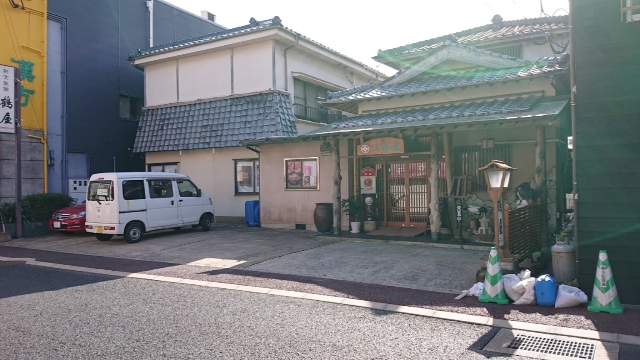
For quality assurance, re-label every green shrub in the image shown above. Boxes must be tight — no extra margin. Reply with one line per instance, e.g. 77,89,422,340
22,193,74,222
0,202,35,224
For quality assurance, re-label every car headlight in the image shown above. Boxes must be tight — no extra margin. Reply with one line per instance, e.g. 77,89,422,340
70,211,86,219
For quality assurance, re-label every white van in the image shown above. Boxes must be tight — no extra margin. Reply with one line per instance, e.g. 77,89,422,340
85,172,215,243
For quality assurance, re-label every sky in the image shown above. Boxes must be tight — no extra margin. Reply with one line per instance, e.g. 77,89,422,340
164,0,569,76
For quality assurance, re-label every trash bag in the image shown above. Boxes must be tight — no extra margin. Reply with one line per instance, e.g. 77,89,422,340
468,282,484,297
555,285,588,308
513,278,537,305
518,269,531,281
503,274,524,301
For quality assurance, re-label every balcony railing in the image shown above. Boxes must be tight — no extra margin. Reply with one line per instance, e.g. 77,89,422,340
293,103,345,124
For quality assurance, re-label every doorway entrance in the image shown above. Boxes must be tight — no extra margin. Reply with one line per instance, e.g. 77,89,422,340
369,160,431,228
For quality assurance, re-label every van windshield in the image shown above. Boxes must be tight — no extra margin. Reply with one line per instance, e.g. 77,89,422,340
88,180,114,202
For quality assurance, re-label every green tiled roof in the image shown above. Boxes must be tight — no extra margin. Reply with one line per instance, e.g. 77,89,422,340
303,95,568,137
133,92,297,153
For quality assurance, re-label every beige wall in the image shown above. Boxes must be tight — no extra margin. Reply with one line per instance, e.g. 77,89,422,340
358,78,554,114
178,50,232,101
258,141,349,230
295,119,323,135
145,147,258,217
233,41,273,94
275,41,373,94
145,61,178,106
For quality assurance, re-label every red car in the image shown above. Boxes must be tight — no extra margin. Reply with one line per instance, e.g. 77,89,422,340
49,204,86,233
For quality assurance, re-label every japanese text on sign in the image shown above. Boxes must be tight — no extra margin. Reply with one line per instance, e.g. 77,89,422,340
0,65,15,134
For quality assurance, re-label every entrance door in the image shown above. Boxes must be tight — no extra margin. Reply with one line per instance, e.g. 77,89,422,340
380,161,430,227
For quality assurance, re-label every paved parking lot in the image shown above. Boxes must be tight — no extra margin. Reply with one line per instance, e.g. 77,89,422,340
2,225,486,293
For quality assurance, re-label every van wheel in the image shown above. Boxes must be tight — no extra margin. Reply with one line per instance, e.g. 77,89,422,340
199,214,213,232
96,234,113,241
124,223,144,243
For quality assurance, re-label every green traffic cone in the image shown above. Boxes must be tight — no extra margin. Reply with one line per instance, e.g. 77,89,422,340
479,247,509,305
587,250,624,314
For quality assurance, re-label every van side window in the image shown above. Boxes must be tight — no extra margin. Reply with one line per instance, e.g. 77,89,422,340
177,180,199,197
122,180,145,200
147,180,174,199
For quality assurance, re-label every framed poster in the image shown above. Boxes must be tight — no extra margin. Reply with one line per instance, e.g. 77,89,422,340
285,157,319,190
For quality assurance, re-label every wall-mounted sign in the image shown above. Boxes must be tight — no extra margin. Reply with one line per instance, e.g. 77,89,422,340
360,167,376,194
0,65,15,134
357,137,404,156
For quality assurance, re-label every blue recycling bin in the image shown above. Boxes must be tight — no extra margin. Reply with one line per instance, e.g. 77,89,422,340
245,200,260,227
535,274,557,307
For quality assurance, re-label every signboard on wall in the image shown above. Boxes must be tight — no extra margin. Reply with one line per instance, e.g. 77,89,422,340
360,167,376,194
357,137,404,156
0,65,15,133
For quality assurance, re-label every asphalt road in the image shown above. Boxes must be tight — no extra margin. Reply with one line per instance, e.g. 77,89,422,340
2,264,639,359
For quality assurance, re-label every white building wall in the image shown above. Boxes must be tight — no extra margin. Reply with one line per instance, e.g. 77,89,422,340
233,41,273,94
275,41,374,94
145,60,178,106
145,147,259,219
178,50,232,101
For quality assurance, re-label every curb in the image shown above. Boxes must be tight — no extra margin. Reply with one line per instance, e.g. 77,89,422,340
316,235,489,251
1,256,638,346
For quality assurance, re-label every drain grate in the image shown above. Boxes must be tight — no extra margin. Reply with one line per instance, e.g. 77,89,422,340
507,334,596,359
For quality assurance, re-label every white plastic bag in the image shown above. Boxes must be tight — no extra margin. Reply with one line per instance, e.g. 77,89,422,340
503,274,524,301
555,285,589,308
518,269,531,280
513,278,537,305
468,282,484,297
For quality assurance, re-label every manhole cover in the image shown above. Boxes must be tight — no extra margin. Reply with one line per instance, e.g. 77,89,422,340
483,329,619,360
507,334,596,359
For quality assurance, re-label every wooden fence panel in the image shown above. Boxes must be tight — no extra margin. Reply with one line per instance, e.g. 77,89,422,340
506,204,542,257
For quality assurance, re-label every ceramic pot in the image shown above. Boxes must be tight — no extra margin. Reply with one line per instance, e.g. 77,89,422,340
350,221,361,233
313,203,333,233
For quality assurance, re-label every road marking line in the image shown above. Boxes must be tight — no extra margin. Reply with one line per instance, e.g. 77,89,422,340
6,256,640,346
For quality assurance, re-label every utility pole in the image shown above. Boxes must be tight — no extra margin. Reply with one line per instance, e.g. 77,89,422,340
14,67,22,239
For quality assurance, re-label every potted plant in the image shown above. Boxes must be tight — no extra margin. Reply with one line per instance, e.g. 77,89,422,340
341,196,364,233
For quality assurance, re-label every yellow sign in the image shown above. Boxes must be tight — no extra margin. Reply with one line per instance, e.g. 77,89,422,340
0,0,47,131
357,137,405,156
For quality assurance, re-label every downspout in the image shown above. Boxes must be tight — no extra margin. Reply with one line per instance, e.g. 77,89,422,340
283,33,299,92
146,0,154,47
568,0,579,276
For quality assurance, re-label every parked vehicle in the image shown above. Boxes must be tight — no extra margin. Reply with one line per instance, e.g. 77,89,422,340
48,203,86,233
85,172,215,243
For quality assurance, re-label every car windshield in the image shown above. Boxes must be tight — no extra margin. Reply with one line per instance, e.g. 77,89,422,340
88,180,114,202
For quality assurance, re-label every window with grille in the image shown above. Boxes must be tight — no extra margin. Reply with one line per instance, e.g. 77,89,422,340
622,0,640,22
485,44,523,59
454,144,510,191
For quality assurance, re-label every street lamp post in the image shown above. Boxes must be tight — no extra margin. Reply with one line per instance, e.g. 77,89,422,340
478,160,516,257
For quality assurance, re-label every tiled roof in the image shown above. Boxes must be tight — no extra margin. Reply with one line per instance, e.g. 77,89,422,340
303,94,568,137
133,92,297,153
375,15,568,62
325,54,568,104
129,17,384,77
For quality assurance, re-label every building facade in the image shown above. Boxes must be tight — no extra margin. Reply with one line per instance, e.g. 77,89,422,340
252,15,571,240
130,17,384,222
46,0,225,196
572,0,640,304
1,0,47,202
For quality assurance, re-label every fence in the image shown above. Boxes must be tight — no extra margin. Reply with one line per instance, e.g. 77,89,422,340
504,203,542,257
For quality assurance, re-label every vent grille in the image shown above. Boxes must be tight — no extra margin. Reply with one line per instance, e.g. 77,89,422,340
507,334,596,360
